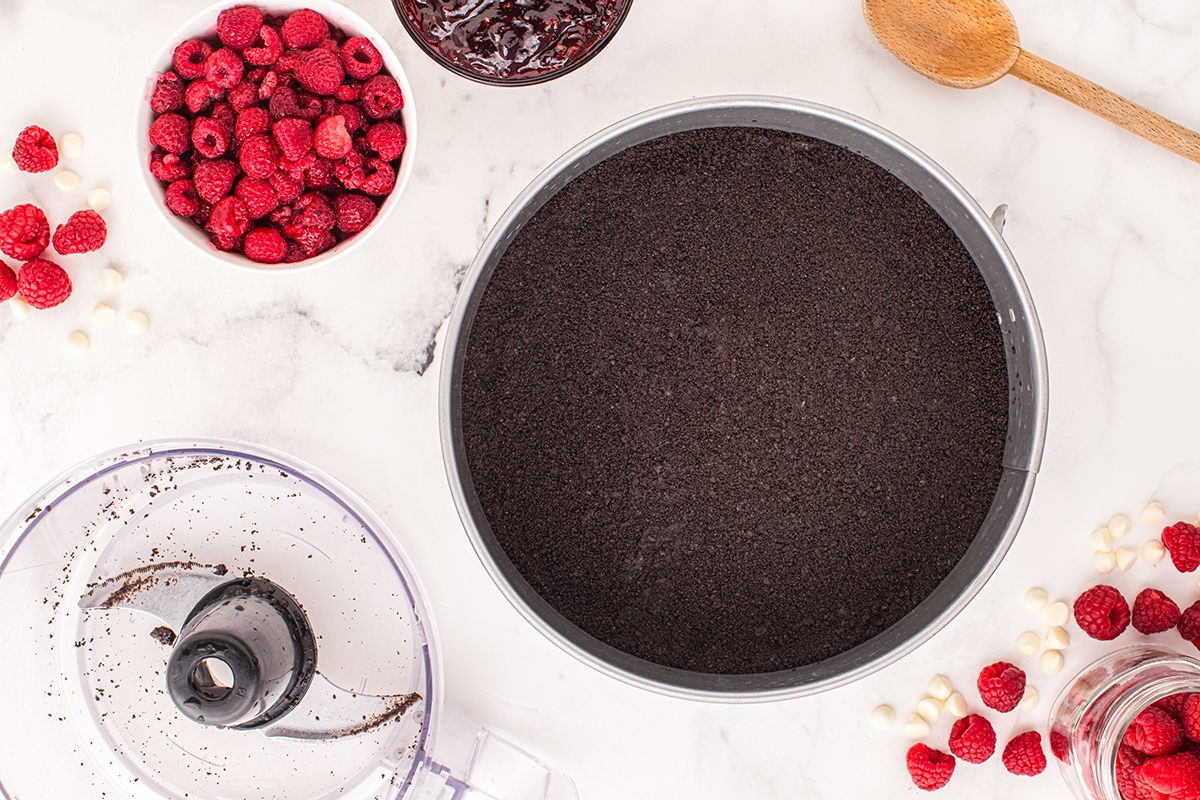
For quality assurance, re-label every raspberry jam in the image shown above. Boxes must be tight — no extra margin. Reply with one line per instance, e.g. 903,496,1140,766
393,0,631,84
1050,645,1200,800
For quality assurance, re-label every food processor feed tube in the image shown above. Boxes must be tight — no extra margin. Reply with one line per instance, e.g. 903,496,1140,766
0,440,577,800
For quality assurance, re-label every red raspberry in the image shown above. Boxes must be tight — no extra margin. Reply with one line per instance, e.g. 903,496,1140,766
366,121,406,161
191,117,230,159
362,157,396,196
206,195,251,240
216,5,263,49
185,78,224,115
173,39,213,80
0,262,16,302
1126,707,1185,756
314,114,351,159
1184,696,1200,742
258,69,279,100
280,151,316,180
295,91,324,122
243,227,288,263
193,158,241,203
272,117,313,162
1133,589,1183,635
1075,584,1131,640
236,107,271,143
12,125,59,173
361,75,404,119
164,179,201,217
305,157,335,189
245,24,284,66
150,149,191,182
947,714,996,764
1002,731,1046,776
340,36,383,80
270,171,303,203
294,192,335,230
335,82,361,102
287,224,335,256
237,133,279,180
977,661,1026,713
1164,523,1200,573
1135,752,1200,800
269,85,302,120
209,232,244,252
17,258,71,309
235,178,278,219
1118,745,1148,800
338,102,365,134
296,48,344,96
51,210,107,255
0,204,50,260
276,48,305,75
205,48,245,90
1180,603,1200,642
150,71,185,114
1160,694,1196,718
149,113,191,155
334,193,376,234
280,9,329,49
906,743,955,791
1051,728,1071,763
227,80,259,112
283,240,306,262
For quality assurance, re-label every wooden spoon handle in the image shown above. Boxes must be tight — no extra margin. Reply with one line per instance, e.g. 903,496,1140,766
1009,49,1200,164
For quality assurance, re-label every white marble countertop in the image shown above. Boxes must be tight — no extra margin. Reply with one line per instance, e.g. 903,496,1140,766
5,0,1200,797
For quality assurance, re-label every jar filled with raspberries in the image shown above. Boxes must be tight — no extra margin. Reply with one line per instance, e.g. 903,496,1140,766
1050,645,1200,800
145,4,409,264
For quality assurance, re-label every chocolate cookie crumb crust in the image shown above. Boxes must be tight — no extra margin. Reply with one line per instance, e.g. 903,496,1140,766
460,126,1009,675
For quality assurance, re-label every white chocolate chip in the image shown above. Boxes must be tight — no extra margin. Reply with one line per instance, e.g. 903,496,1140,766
92,303,115,328
1046,601,1070,627
1143,540,1166,565
9,296,32,320
1115,548,1138,572
87,188,110,212
54,170,80,192
1094,550,1117,573
1016,631,1040,656
1,150,16,171
943,692,968,718
916,697,941,723
1047,626,1070,650
871,704,895,730
903,714,931,739
1019,685,1039,711
1040,650,1064,675
1023,588,1049,614
1090,527,1113,552
126,310,148,335
928,675,953,701
1141,502,1166,525
65,331,89,356
101,267,123,293
59,133,83,158
1108,514,1131,539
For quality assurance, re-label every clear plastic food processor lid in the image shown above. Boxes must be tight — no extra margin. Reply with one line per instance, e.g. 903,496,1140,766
0,440,438,800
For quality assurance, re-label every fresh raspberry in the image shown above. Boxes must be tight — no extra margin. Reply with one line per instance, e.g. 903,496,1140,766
51,210,107,255
192,200,214,226
295,91,324,122
173,39,213,80
338,102,365,133
296,48,344,95
243,227,288,263
216,5,263,49
1180,603,1200,642
314,114,351,159
1160,694,1196,718
244,24,284,66
360,75,403,119
334,82,361,102
269,204,294,227
0,263,16,302
366,121,406,161
1002,731,1046,776
205,48,245,90
149,149,191,182
340,36,383,80
276,48,305,75
280,9,329,49
335,149,366,190
1185,696,1200,742
149,113,190,155
150,71,185,114
286,224,335,256
305,157,335,189
906,743,955,791
1135,752,1200,800
283,240,306,262
269,170,303,203
294,192,335,230
235,177,278,219
193,158,241,203
205,195,251,240
191,117,230,159
977,661,1026,713
1133,589,1183,635
1127,707,1185,756
237,133,279,179
185,78,224,115
947,714,996,764
362,157,395,196
209,232,245,252
1164,523,1200,573
17,258,71,309
1051,729,1071,763
258,69,279,100
1075,584,1131,640
280,151,316,180
227,80,259,112
0,204,50,260
12,125,59,173
272,117,313,162
269,85,302,120
1118,745,1149,800
334,193,376,234
164,179,201,217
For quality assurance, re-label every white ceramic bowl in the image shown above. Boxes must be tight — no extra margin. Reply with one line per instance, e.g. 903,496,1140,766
137,0,417,273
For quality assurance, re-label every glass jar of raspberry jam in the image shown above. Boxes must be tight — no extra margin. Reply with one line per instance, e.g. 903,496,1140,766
1050,645,1200,800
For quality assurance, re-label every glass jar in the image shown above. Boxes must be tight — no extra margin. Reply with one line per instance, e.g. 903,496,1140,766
1050,645,1200,800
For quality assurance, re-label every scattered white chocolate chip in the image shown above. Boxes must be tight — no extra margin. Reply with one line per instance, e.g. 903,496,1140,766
916,697,941,723
1016,631,1040,656
1047,626,1070,650
54,170,80,192
1089,527,1113,552
92,303,115,328
1,150,16,171
1019,685,1039,711
59,133,83,158
928,675,953,701
1108,514,1131,539
1040,649,1064,675
87,188,110,212
101,267,123,293
871,704,895,730
1141,502,1166,525
943,692,968,718
1115,548,1138,572
1046,601,1070,627
1143,540,1166,565
1093,550,1117,573
9,296,32,320
1023,588,1049,614
65,331,89,356
126,310,149,335
903,714,931,739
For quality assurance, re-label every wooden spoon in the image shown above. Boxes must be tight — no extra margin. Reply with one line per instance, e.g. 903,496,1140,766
862,0,1200,164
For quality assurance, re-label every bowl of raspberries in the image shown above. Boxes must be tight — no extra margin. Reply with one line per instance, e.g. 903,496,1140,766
139,0,415,271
